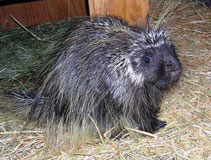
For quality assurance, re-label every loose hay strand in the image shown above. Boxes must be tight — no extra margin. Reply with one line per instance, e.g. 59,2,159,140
125,127,158,139
88,114,105,144
10,15,42,42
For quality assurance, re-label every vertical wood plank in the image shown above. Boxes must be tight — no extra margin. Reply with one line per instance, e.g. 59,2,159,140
89,0,109,16
88,0,149,25
109,0,126,19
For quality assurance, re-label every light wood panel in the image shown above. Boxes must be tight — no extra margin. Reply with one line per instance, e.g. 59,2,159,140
88,0,149,26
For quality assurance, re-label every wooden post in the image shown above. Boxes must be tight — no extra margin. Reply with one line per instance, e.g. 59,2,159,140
88,0,149,26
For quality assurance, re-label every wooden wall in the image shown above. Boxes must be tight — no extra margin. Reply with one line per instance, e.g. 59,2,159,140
0,0,88,29
0,0,149,29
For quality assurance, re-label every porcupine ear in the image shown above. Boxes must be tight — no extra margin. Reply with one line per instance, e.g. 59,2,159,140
135,14,151,28
136,15,166,33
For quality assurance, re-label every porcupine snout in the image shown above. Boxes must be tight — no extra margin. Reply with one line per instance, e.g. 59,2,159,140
164,56,182,84
155,46,182,90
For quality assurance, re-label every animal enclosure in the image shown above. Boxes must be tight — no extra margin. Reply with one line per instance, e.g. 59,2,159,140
0,0,210,159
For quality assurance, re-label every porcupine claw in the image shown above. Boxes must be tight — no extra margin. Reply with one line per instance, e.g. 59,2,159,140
154,120,166,131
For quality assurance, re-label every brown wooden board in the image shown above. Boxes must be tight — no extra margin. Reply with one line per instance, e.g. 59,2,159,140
0,0,87,29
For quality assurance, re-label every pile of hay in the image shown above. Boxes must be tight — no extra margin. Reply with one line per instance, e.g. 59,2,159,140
0,0,210,159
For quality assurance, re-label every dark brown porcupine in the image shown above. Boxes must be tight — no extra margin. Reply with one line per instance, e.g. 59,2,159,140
15,16,182,141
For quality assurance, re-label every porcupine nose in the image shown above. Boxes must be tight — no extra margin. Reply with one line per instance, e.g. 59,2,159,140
166,58,182,83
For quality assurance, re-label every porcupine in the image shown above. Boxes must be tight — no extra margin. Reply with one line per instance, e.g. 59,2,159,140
14,16,182,139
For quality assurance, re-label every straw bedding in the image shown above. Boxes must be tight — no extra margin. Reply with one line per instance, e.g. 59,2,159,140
0,0,210,159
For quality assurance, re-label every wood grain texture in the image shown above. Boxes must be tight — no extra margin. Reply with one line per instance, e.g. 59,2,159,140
0,0,87,29
88,0,149,26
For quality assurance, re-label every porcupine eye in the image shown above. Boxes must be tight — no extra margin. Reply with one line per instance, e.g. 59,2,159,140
142,56,150,63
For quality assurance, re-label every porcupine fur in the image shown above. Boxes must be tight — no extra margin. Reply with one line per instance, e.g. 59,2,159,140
17,16,182,142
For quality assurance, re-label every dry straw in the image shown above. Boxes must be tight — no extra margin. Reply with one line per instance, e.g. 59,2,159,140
0,0,211,159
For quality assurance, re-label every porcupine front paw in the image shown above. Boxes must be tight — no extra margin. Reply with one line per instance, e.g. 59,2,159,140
137,118,166,133
152,119,166,132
